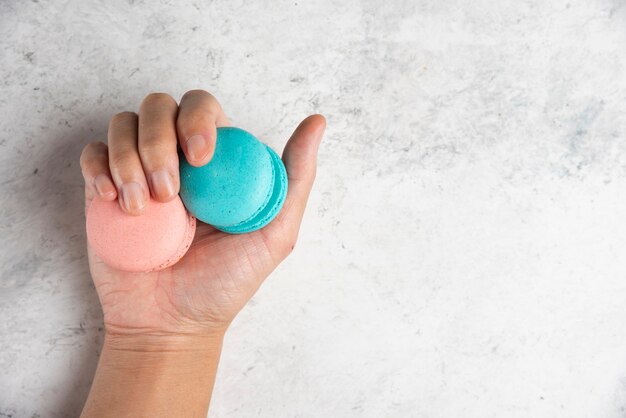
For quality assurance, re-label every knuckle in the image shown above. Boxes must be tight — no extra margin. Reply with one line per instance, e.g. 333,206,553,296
179,111,213,128
80,141,107,169
110,111,137,126
182,89,211,99
143,92,177,108
285,241,297,257
278,234,298,258
109,153,135,171
182,89,221,109
138,137,171,158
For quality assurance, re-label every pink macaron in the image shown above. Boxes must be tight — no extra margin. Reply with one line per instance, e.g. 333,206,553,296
86,196,196,272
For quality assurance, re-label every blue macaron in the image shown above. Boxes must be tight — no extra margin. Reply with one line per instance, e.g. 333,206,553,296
179,127,288,234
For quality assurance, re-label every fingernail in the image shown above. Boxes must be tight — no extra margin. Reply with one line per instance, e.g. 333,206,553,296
150,170,175,199
186,134,209,161
121,182,145,212
94,174,115,197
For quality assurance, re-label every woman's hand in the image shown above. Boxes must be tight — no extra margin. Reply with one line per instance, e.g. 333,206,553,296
80,90,325,338
79,90,325,417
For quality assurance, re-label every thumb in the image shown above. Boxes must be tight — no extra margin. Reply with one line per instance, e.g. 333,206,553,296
262,114,326,254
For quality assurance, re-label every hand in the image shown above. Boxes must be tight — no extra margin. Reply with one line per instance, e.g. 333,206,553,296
80,90,326,338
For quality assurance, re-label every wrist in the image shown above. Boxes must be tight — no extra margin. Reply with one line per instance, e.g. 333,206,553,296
99,331,225,379
99,331,224,383
103,329,226,353
82,331,225,417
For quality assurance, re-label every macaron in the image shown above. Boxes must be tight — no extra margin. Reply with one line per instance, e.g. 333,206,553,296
86,196,196,272
179,127,287,234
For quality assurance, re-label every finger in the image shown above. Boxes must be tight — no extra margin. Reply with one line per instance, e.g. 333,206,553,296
263,114,326,255
80,141,117,209
138,92,180,202
177,89,230,167
107,111,149,215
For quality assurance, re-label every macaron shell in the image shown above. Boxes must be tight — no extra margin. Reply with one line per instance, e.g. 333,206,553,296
217,145,288,234
86,197,196,273
179,127,274,227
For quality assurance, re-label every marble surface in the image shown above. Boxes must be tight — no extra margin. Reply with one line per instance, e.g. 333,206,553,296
1,0,626,417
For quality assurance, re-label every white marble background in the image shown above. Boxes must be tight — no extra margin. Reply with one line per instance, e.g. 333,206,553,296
1,0,626,417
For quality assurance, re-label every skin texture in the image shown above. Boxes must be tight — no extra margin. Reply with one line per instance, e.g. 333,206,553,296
79,90,326,417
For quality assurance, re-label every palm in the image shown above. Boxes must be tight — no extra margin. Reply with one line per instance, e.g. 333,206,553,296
84,115,325,336
88,221,280,335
